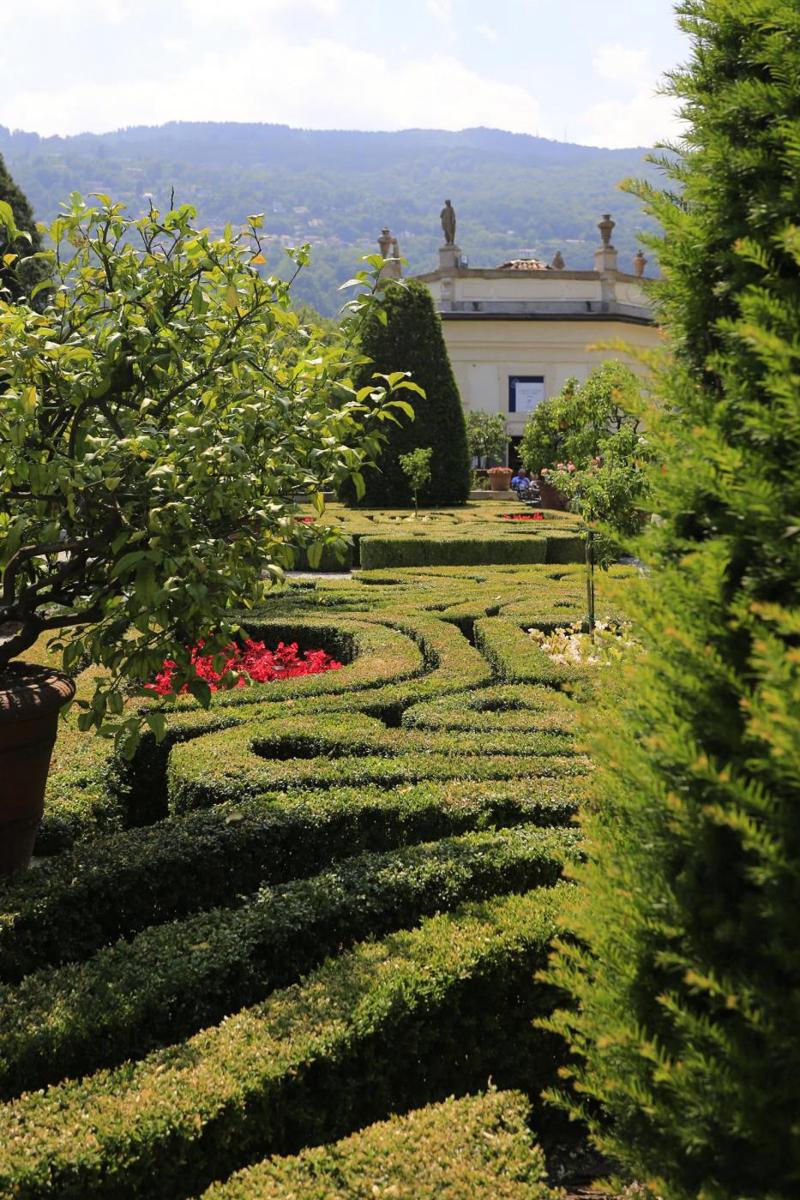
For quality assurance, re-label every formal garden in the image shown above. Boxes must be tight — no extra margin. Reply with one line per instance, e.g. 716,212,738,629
1,2,799,1197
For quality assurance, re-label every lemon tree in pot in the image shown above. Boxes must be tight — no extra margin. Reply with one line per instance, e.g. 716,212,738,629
0,196,412,874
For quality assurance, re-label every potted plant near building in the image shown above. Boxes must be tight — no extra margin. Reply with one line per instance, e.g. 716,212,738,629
0,196,411,874
486,466,514,491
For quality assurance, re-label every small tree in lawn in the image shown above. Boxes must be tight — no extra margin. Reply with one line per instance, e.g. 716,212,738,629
0,195,412,754
344,280,471,507
543,3,800,1197
465,411,509,468
399,447,433,516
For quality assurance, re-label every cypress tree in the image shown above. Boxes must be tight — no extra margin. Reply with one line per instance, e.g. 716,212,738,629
544,3,800,1197
0,153,48,304
347,279,471,507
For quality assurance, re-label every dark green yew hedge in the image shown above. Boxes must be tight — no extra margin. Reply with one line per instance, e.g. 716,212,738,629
356,532,585,570
0,888,566,1200
0,826,578,1097
0,778,582,984
198,1089,556,1200
359,534,549,570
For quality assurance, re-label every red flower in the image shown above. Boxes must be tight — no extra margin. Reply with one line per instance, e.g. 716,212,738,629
145,639,342,696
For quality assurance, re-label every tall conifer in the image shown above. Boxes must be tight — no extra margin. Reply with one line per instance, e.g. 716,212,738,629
347,280,471,507
0,154,48,304
544,3,800,1196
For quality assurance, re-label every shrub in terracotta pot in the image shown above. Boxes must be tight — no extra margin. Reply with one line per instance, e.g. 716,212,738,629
0,196,411,873
486,466,513,491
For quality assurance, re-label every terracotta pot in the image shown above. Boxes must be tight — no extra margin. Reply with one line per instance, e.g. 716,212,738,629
487,468,513,492
537,479,569,511
0,662,75,876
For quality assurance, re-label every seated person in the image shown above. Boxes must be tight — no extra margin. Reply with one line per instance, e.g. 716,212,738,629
511,468,530,491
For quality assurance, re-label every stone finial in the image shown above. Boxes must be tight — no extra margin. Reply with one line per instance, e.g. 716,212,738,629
377,227,393,258
551,250,565,270
598,213,616,248
633,249,647,278
385,237,403,280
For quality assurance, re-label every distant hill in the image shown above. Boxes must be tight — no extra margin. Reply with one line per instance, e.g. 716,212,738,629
0,122,661,316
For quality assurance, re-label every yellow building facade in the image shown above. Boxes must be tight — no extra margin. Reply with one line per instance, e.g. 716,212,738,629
382,213,662,464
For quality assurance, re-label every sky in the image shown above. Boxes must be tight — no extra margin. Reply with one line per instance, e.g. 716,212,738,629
0,0,688,148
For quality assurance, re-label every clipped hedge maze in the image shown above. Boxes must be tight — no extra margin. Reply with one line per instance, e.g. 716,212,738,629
0,563,629,1199
297,500,585,569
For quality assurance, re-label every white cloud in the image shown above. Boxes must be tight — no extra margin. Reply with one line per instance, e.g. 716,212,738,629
477,24,499,43
0,38,545,138
576,90,680,148
185,0,340,21
428,0,454,25
593,44,651,87
0,0,130,20
572,43,682,149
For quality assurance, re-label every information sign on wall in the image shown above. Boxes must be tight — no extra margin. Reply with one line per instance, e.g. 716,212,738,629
508,376,545,413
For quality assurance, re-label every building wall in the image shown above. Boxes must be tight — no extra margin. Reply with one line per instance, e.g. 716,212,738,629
439,317,660,441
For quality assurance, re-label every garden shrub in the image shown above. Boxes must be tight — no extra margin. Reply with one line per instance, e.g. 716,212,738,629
0,888,567,1200
0,826,577,1095
474,619,580,687
542,3,800,1196
0,778,583,984
0,153,49,305
359,534,551,569
198,1089,556,1200
166,712,586,814
344,280,471,507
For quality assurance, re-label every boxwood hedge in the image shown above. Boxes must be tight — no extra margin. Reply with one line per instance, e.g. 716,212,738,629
0,827,578,1096
0,888,567,1200
198,1089,556,1200
2,553,634,1198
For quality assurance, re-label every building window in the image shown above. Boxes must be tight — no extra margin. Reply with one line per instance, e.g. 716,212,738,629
508,376,545,414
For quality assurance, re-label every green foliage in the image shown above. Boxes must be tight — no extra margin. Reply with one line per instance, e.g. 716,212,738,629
0,889,565,1200
358,534,584,569
0,825,576,1096
466,410,510,466
543,3,800,1196
201,1090,556,1200
0,552,640,1195
519,362,650,558
346,280,471,507
0,153,49,306
519,379,574,474
399,446,433,515
0,195,410,750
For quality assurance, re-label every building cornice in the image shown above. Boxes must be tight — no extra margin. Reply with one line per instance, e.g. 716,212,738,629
440,308,655,326
414,268,652,285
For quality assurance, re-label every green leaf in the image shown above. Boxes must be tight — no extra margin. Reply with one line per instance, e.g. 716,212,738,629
187,677,212,708
144,711,167,741
0,200,17,236
306,540,323,569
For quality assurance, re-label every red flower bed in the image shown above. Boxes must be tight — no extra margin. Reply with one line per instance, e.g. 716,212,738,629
499,512,545,521
146,639,342,696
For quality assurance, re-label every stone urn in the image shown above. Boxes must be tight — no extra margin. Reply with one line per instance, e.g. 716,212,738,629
487,467,513,492
0,663,75,876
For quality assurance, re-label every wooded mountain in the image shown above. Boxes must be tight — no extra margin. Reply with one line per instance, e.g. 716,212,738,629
0,122,661,315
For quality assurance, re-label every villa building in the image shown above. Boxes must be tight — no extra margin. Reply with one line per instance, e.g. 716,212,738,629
378,213,660,465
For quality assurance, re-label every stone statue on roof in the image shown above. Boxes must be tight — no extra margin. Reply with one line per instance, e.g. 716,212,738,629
440,200,456,245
